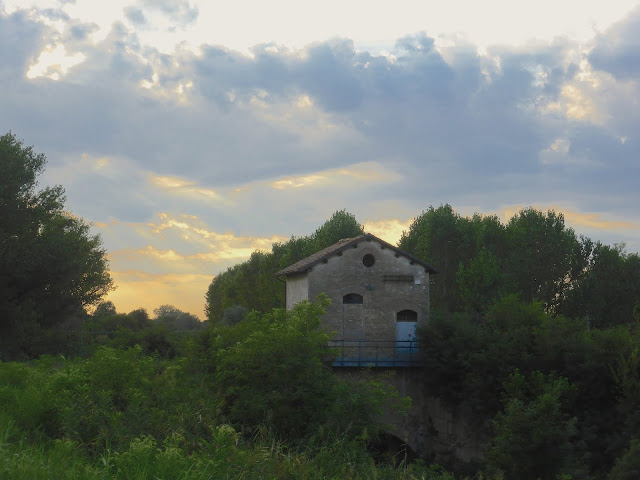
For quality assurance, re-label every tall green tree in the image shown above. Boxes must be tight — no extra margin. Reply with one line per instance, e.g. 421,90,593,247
504,208,586,310
558,242,640,328
398,204,474,312
0,132,113,359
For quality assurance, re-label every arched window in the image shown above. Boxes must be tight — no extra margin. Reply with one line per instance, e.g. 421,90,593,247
396,309,417,322
343,293,363,304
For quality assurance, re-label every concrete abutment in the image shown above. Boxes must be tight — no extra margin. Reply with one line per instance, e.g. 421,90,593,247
333,367,486,466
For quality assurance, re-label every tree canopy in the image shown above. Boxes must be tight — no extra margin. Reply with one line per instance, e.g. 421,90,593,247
400,204,640,324
0,132,113,359
205,209,364,323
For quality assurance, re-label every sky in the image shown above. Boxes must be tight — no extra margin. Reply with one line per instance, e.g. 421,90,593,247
2,0,640,318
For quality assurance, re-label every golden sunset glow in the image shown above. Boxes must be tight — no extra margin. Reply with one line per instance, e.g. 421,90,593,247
106,271,213,319
26,44,86,80
4,0,640,318
362,218,412,245
501,206,638,231
271,162,401,190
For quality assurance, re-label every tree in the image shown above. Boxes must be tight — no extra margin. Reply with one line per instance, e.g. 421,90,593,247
399,204,472,312
486,370,580,480
558,243,640,328
205,210,365,323
0,132,113,359
608,439,640,480
153,305,202,331
311,209,365,251
457,247,504,314
221,305,248,326
505,208,585,310
93,301,117,319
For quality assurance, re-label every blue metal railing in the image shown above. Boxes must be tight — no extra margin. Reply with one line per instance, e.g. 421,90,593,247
328,339,422,367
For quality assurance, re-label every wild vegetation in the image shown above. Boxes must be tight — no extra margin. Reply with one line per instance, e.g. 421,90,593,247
0,132,113,360
0,301,448,479
3,133,640,478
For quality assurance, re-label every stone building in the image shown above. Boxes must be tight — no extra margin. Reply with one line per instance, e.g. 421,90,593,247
275,233,438,366
276,234,485,463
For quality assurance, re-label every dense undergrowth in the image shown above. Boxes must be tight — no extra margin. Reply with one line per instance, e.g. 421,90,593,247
4,301,640,479
0,300,462,480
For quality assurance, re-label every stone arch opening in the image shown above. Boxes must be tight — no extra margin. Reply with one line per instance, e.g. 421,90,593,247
343,293,363,304
369,432,419,467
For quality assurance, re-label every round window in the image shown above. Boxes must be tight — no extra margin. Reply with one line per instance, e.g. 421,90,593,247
362,254,375,267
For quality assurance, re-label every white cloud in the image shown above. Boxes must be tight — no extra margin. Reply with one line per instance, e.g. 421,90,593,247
3,1,640,317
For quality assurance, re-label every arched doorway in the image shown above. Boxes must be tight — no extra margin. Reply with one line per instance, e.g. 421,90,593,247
396,310,418,357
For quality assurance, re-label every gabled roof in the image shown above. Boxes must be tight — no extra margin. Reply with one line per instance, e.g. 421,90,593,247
275,233,438,276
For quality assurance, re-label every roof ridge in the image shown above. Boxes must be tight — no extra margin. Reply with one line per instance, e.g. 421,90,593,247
275,232,437,276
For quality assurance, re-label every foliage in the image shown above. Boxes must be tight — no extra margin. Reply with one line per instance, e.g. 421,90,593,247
457,247,504,314
399,205,597,318
611,348,640,451
0,325,446,480
607,439,640,480
486,370,579,480
199,296,401,440
0,347,218,454
419,294,640,476
0,132,113,360
205,209,364,323
153,304,202,331
213,298,335,437
557,242,640,328
504,208,586,309
93,300,117,318
399,204,473,312
418,295,548,418
222,305,248,325
84,304,202,357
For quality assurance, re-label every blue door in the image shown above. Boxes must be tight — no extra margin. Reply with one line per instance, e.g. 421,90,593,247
396,320,418,357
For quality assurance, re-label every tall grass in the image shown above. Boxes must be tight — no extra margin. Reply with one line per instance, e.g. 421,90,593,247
0,347,464,479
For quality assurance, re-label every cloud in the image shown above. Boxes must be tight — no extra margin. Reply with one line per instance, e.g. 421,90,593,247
362,218,412,245
0,9,50,81
140,0,199,26
3,2,640,316
270,161,401,190
124,7,146,25
26,43,86,80
148,174,226,203
589,6,640,79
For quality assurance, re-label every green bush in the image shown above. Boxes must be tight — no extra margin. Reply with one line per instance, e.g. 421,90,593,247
486,370,579,480
608,439,640,480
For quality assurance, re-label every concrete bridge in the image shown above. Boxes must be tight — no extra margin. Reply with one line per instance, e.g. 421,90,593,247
330,341,485,465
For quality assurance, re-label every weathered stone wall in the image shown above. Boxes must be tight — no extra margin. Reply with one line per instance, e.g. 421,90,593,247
305,238,430,340
334,367,486,466
285,273,309,310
